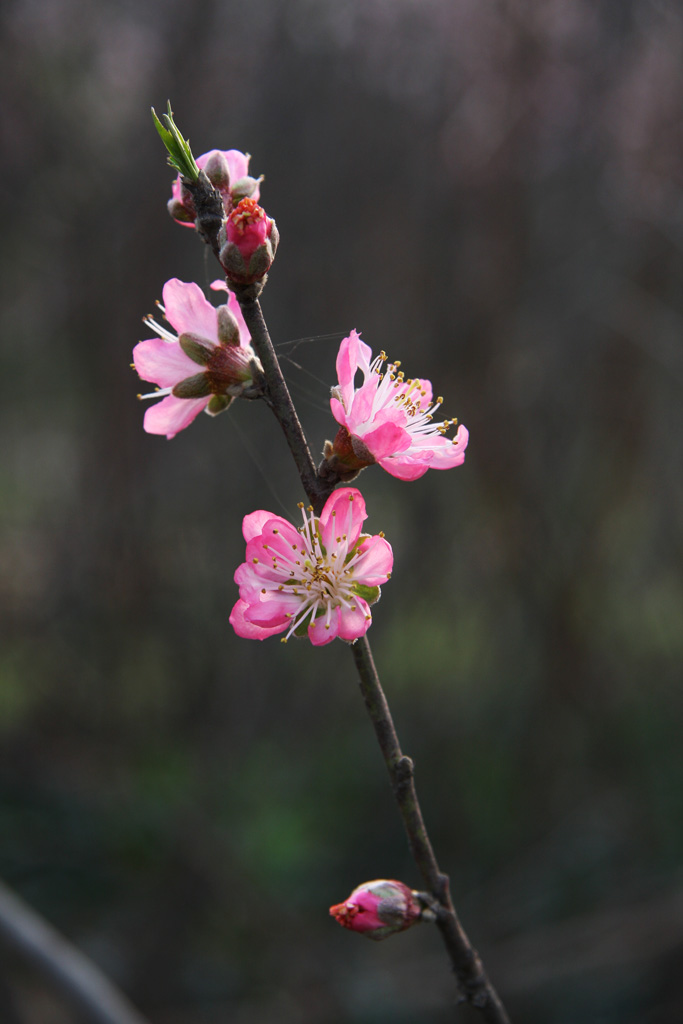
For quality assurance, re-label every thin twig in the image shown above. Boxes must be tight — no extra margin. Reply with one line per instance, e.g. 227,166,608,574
0,879,151,1024
235,295,335,514
235,291,512,1022
351,638,511,1023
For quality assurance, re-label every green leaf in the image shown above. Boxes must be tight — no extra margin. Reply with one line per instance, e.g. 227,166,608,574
151,101,199,181
351,584,380,605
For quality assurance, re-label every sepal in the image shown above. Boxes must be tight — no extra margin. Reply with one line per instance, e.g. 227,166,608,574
172,372,212,398
206,394,233,416
179,333,214,365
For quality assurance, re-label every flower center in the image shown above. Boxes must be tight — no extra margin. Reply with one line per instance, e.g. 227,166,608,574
368,350,459,439
274,504,365,640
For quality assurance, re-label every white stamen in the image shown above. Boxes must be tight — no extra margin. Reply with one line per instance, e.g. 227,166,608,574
143,316,177,343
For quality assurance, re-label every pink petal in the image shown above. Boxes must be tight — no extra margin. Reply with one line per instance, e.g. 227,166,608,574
338,598,371,641
162,279,219,342
426,424,469,469
245,589,300,627
346,377,380,428
242,510,288,543
142,395,209,438
377,454,432,481
330,396,349,429
133,337,199,388
246,520,302,566
224,150,253,188
336,330,372,408
319,488,367,553
414,378,433,407
198,150,255,194
353,535,393,585
308,607,341,646
226,291,251,347
230,599,284,640
360,421,412,460
234,560,285,593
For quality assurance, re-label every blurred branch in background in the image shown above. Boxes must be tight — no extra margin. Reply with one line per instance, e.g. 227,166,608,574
0,878,150,1024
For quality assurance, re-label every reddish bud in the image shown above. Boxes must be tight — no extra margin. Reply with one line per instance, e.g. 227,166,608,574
219,198,279,285
329,880,422,941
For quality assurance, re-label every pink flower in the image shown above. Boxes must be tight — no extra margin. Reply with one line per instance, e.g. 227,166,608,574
329,880,422,941
326,330,469,482
219,197,279,286
169,149,260,226
133,279,262,439
230,488,392,646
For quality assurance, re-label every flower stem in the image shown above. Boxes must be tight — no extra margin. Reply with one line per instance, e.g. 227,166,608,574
351,637,511,1023
235,289,511,1022
234,293,335,514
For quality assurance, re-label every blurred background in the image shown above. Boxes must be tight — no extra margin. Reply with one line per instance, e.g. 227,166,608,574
1,0,683,1021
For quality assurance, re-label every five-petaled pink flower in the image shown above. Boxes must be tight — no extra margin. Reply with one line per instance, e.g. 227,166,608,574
230,488,392,646
329,879,422,941
326,330,469,482
133,278,261,439
169,149,260,226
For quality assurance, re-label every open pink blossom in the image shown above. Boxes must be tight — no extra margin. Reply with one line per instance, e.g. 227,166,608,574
325,330,469,482
230,488,392,646
133,278,261,439
169,149,260,226
330,879,422,941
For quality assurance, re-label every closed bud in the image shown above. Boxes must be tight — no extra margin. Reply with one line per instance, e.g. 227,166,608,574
202,150,232,190
231,174,262,204
169,149,260,228
329,880,422,941
167,197,195,224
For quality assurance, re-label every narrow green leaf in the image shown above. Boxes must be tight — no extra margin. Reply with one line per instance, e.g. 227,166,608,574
151,102,199,181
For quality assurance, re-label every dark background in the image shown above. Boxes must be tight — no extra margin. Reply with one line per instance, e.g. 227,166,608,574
2,0,683,1021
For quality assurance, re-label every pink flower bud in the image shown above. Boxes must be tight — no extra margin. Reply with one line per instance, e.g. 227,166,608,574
169,149,260,227
219,198,279,285
329,880,422,941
